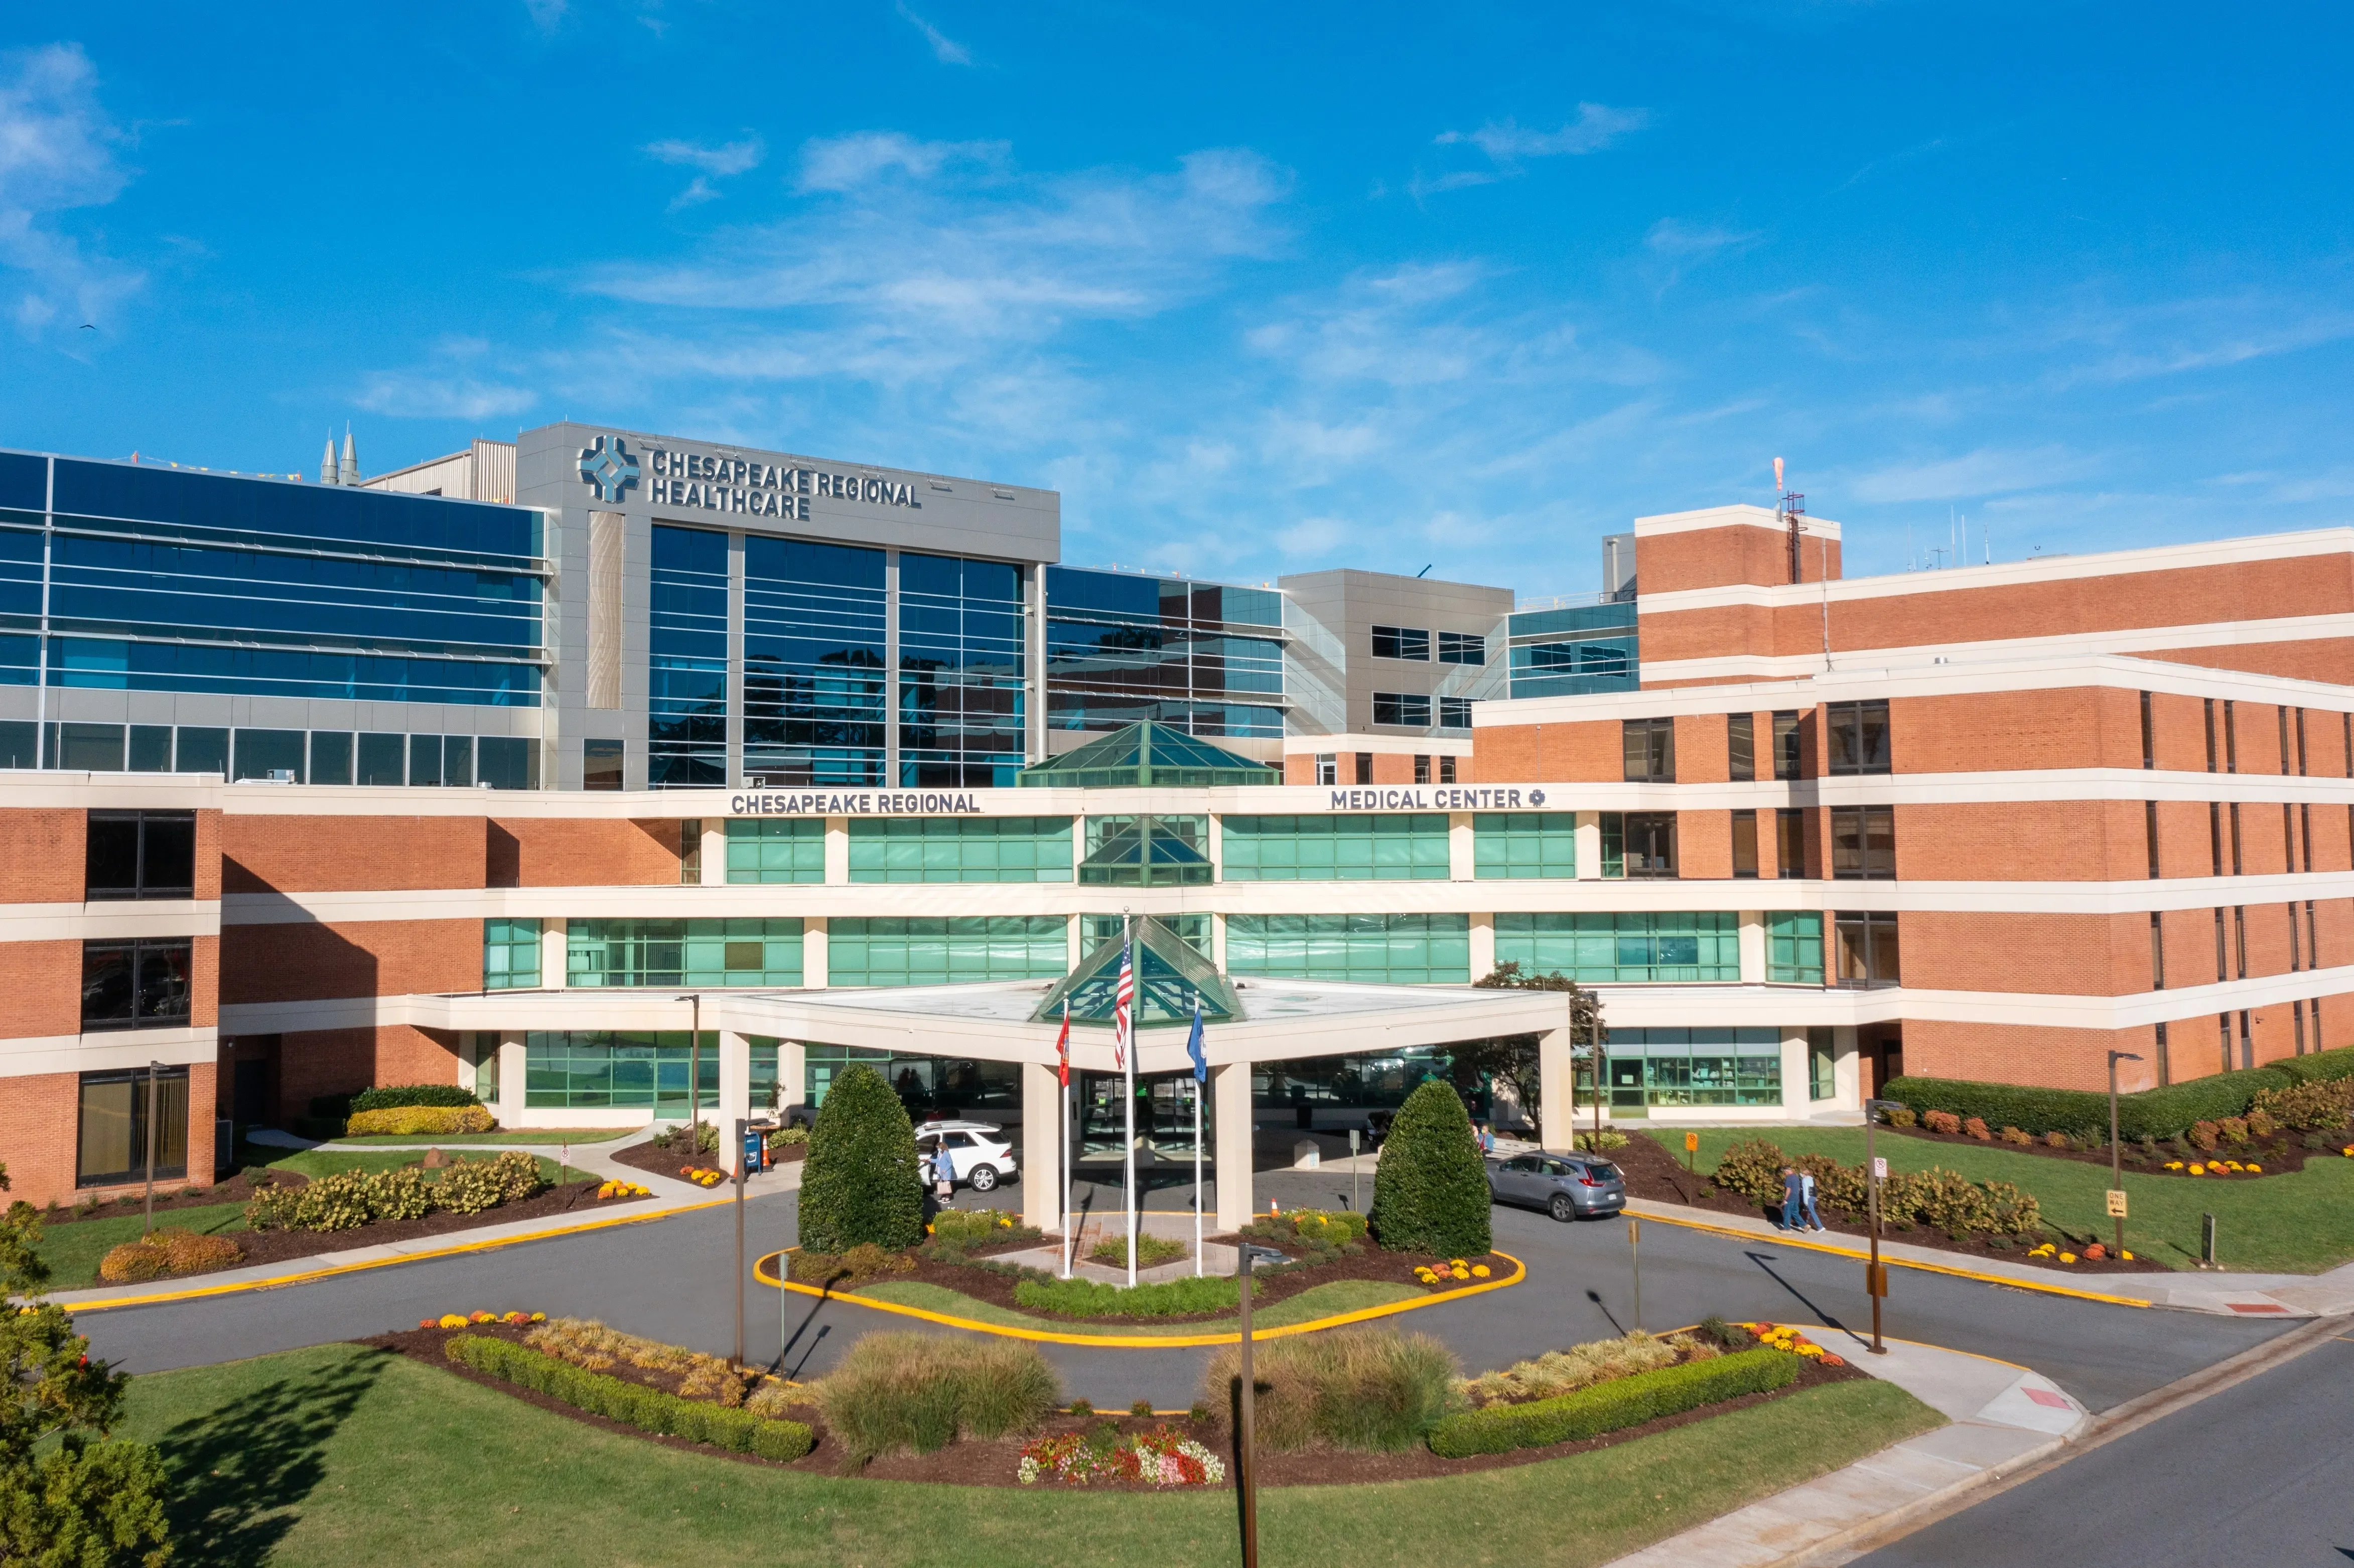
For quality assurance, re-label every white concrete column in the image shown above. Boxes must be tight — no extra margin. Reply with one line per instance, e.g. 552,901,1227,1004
1211,911,1229,972
1739,911,1766,983
701,822,727,886
1022,1060,1063,1230
1448,812,1474,881
824,816,850,883
1779,1029,1811,1114
1208,814,1225,881
1833,1026,1861,1109
781,1040,807,1111
1468,911,1495,980
540,918,568,989
1213,1060,1255,1231
1575,811,1602,881
1067,913,1083,969
719,1030,752,1175
1538,1027,1573,1151
497,1031,527,1126
803,917,828,989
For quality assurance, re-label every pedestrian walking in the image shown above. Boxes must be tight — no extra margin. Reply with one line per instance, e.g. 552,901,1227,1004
1777,1166,1802,1230
1798,1166,1827,1232
929,1139,955,1208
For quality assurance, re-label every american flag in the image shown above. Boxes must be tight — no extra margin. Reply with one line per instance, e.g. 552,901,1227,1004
1055,999,1071,1088
1112,934,1135,1072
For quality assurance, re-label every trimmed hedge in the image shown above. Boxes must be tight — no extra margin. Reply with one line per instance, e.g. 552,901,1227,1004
345,1104,494,1137
1369,1080,1492,1257
2271,1046,2354,1086
445,1335,814,1461
1883,1069,2296,1142
310,1084,483,1119
1012,1273,1238,1319
1426,1346,1798,1458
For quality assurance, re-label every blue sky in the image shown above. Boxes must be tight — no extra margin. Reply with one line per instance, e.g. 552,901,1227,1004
2,3,2350,596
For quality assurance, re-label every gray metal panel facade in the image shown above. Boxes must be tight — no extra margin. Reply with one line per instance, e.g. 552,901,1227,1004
1277,568,1513,737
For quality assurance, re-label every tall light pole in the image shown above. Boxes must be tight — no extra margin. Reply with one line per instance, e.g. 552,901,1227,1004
1862,1096,1894,1355
142,1060,162,1237
2108,1050,2142,1260
1234,1241,1284,1568
675,992,704,1150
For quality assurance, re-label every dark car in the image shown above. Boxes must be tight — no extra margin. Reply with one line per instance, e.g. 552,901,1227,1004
1487,1152,1627,1222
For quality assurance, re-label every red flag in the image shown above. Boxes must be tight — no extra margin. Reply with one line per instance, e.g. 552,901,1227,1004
1055,1000,1070,1088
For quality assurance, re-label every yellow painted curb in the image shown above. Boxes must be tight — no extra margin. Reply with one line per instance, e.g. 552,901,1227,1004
61,1197,732,1313
1632,1209,2154,1309
754,1248,1528,1348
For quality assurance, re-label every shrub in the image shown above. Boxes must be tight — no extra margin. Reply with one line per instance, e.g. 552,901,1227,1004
1013,1273,1237,1319
1456,1330,1684,1405
2188,1120,2221,1152
1885,1069,2294,1142
1962,1117,1991,1141
2268,1045,2354,1085
2043,1130,2071,1151
365,1168,434,1222
814,1332,1061,1465
352,1083,483,1113
1711,1138,1790,1205
1089,1233,1186,1269
923,1208,1033,1258
798,1064,925,1255
2251,1078,2354,1132
1790,1153,1866,1213
344,1104,494,1137
445,1335,812,1460
1426,1347,1797,1458
1202,1328,1460,1453
2245,1109,2278,1138
97,1241,170,1284
1922,1110,1961,1135
1999,1126,2032,1146
291,1169,374,1231
156,1228,242,1274
1573,1129,1629,1152
788,1242,917,1286
2218,1116,2250,1146
654,1121,721,1156
1368,1081,1491,1257
430,1151,545,1216
1885,1106,1918,1128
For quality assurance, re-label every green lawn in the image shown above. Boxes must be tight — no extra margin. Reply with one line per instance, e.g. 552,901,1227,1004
852,1277,1424,1337
238,1144,593,1186
325,1129,637,1148
115,1342,1942,1568
1655,1128,2354,1274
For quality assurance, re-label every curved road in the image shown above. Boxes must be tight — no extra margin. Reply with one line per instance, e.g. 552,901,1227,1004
74,1168,2290,1413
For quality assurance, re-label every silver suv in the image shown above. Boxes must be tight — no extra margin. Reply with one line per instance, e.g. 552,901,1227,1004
1487,1152,1627,1222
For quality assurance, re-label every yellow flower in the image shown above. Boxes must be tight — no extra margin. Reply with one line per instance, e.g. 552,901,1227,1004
1451,1267,1470,1280
1450,1258,1467,1267
2059,1252,2078,1263
438,1314,467,1329
530,1312,546,1322
2164,1161,2183,1170
2247,1164,2262,1173
2120,1251,2135,1261
2188,1164,2204,1175
1471,1264,1491,1278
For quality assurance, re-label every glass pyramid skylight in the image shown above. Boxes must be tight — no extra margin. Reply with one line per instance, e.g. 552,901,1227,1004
1030,915,1243,1028
1016,722,1281,789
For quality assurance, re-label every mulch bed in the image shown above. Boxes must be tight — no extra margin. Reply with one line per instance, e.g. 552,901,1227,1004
610,1137,807,1182
812,1236,1505,1324
1611,1132,2168,1274
1882,1121,2335,1177
372,1320,1859,1488
37,1167,280,1227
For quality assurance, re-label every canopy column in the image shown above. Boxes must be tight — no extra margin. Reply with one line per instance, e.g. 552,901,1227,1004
1021,1060,1063,1230
1538,1026,1574,1152
1213,1059,1254,1230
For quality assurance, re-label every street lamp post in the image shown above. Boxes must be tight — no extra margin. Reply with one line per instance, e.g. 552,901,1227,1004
1234,1241,1285,1568
1862,1097,1894,1355
2108,1050,2143,1260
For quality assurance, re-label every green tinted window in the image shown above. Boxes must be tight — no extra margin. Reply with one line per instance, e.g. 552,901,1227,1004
726,817,827,884
1494,911,1739,982
1219,814,1450,881
1225,914,1470,984
848,817,1073,883
827,916,1069,985
484,917,540,990
522,1032,717,1109
1473,812,1578,879
567,919,804,987
1768,912,1824,984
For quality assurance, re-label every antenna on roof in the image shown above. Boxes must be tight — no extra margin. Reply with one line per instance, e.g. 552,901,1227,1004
1415,564,1433,579
1775,458,1804,585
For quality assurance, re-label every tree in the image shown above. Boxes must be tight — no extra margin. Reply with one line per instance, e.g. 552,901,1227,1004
1368,1081,1492,1257
0,1164,173,1567
1464,964,1605,1130
796,1064,926,1253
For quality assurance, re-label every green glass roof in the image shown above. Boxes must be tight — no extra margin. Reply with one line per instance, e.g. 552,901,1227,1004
1017,721,1281,789
1031,915,1243,1027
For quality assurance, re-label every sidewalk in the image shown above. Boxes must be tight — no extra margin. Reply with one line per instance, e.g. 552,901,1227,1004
1626,1195,2354,1317
1603,1337,2089,1568
44,1128,801,1313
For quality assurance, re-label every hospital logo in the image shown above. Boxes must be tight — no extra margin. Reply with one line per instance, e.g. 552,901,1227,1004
578,435,641,503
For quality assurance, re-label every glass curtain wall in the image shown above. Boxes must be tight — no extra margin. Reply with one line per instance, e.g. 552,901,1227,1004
647,524,729,787
0,453,542,708
1506,601,1638,697
827,917,1068,985
566,919,803,987
1220,814,1451,880
1603,1028,1782,1109
1043,566,1285,739
1225,914,1471,983
1494,912,1740,982
742,535,886,785
523,1032,719,1110
898,552,1026,786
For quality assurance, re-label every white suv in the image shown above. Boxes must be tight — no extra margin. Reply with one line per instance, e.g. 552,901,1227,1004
913,1120,1019,1193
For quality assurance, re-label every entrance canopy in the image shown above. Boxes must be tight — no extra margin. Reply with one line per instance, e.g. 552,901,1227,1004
1016,721,1280,789
1029,916,1241,1028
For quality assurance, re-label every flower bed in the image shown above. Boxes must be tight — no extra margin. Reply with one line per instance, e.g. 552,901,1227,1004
1881,1110,2335,1178
1019,1423,1224,1487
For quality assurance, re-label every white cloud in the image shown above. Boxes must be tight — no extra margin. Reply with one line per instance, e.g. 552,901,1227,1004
896,2,973,65
1437,104,1650,164
355,368,538,421
1645,218,1760,259
522,0,568,31
794,131,1003,193
645,135,765,178
1278,515,1348,556
0,43,142,340
1845,445,2105,504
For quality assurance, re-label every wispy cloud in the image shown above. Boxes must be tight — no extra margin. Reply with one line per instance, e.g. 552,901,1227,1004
521,0,568,33
794,131,1002,193
1437,104,1650,164
355,368,538,421
1845,445,2105,503
0,43,142,339
896,2,972,65
645,135,765,178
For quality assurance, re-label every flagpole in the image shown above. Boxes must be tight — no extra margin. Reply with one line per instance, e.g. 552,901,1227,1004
1124,913,1137,1291
1060,999,1073,1280
1191,997,1205,1278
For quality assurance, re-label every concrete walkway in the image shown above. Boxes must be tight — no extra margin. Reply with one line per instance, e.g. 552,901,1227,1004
1604,1337,2090,1568
1625,1195,2354,1317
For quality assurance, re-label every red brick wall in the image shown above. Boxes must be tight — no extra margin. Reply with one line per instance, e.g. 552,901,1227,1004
0,940,82,1040
223,815,487,894
0,1062,219,1210
275,1025,460,1118
1902,1019,2158,1093
219,919,479,1005
1893,801,2136,881
0,810,82,903
1889,688,2136,774
1895,911,2144,995
1473,720,1629,782
1679,810,1732,880
493,818,685,887
1636,525,1840,595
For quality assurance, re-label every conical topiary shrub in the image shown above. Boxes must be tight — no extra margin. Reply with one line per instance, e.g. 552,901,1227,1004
797,1063,925,1253
1368,1080,1492,1257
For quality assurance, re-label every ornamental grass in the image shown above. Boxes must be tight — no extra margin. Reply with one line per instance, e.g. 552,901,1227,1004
1454,1330,1703,1407
525,1317,754,1406
1200,1327,1461,1453
813,1332,1062,1468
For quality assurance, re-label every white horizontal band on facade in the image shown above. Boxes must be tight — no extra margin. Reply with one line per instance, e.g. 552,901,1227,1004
1631,504,1842,541
1632,527,2354,615
1639,611,2354,686
0,903,221,941
0,1027,219,1079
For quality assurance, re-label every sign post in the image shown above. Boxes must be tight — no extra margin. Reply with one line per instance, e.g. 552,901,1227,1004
1235,1242,1285,1568
1349,1127,1362,1213
1684,1129,1699,1174
1628,1216,1641,1333
1863,1098,1893,1356
2106,1049,2142,1259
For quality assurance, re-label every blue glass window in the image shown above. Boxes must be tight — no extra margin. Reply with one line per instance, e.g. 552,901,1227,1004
743,535,884,785
1044,565,1288,742
44,637,538,705
648,525,729,788
899,552,1025,787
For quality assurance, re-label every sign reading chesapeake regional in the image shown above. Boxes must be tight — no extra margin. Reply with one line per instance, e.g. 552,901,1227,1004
732,791,982,816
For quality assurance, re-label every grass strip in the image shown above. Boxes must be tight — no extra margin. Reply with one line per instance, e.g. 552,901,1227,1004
1013,1272,1237,1318
326,1130,634,1148
444,1335,812,1461
118,1343,1943,1567
31,1201,249,1289
1657,1126,2354,1273
854,1277,1421,1336
1428,1347,1798,1457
